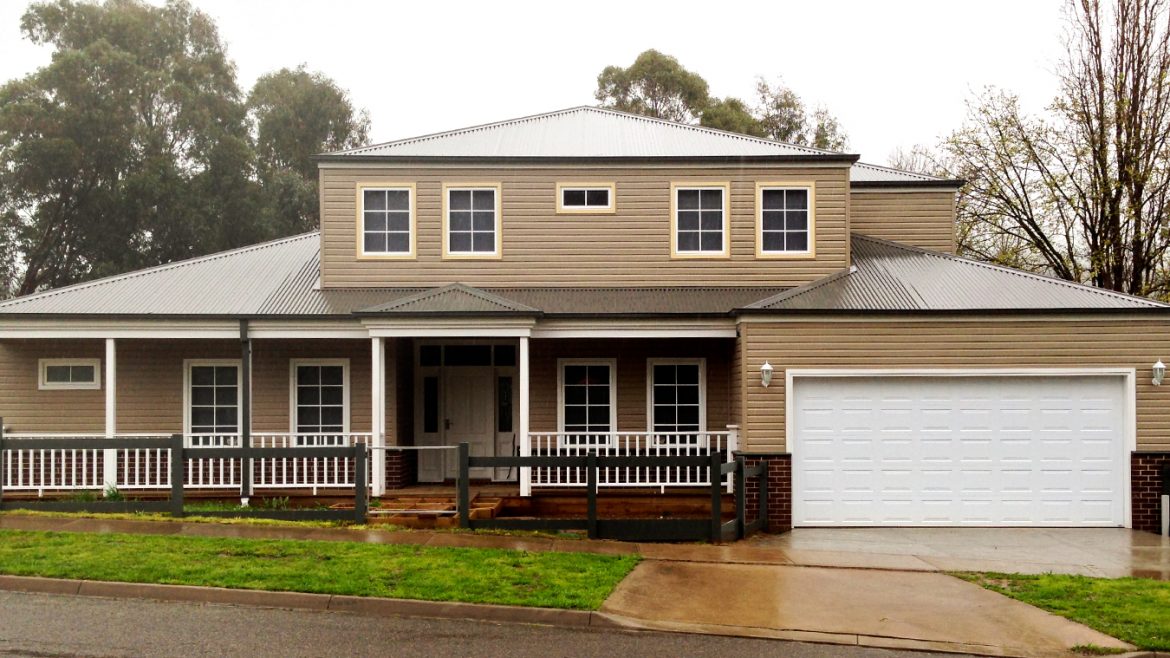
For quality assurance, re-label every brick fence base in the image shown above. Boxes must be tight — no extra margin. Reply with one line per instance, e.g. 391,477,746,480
739,453,792,534
1132,452,1170,534
385,450,417,491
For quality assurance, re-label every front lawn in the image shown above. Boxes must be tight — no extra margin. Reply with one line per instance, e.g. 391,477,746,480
0,529,637,610
957,572,1170,651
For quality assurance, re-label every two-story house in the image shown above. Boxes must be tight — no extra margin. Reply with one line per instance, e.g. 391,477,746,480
2,106,1168,533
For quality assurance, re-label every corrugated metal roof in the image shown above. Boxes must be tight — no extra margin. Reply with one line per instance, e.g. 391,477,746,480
358,283,539,315
850,162,949,183
494,287,786,315
327,106,843,159
747,234,1168,311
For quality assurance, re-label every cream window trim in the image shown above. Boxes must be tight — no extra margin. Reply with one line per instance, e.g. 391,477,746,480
442,182,503,260
557,358,618,447
355,182,417,260
38,358,101,390
288,358,351,438
646,358,707,441
669,182,730,259
555,182,616,214
182,359,243,438
755,182,816,259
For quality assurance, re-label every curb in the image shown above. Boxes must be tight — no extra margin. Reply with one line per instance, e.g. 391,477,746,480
0,574,621,629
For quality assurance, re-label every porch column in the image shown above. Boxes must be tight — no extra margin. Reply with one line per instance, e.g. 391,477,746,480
103,338,117,488
240,320,252,505
371,337,386,497
519,336,531,497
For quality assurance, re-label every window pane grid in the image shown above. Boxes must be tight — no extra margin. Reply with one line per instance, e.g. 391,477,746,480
190,365,239,435
761,188,810,253
448,189,496,253
676,188,724,253
562,364,612,444
362,188,411,254
561,187,611,208
652,364,701,437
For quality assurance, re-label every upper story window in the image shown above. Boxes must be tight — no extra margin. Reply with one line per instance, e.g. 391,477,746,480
671,184,729,258
358,184,415,258
757,184,814,257
38,358,100,390
444,185,501,258
556,183,615,214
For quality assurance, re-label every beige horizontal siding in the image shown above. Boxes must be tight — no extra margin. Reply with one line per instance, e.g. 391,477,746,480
739,318,1170,452
320,166,849,287
528,338,734,433
0,339,106,434
0,339,395,440
849,190,956,253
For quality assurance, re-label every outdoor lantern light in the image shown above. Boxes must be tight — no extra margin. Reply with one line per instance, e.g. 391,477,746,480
760,361,774,388
1154,360,1166,386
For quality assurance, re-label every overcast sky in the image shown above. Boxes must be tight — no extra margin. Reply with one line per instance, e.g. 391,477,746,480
0,0,1067,163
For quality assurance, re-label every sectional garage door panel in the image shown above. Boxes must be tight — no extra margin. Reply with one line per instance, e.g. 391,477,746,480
791,375,1127,527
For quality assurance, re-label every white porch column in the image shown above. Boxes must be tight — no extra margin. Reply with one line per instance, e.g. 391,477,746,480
371,337,386,497
103,338,117,489
519,336,531,497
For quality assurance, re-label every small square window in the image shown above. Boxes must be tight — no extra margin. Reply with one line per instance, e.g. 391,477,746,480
758,186,813,255
557,184,615,213
359,186,414,257
446,187,499,256
673,186,726,256
39,359,100,390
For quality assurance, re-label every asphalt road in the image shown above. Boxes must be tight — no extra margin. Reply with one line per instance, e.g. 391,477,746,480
0,591,978,658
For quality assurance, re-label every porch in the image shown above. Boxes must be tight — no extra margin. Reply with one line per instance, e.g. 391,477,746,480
0,332,741,499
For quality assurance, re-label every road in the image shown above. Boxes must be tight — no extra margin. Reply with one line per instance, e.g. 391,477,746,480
0,591,977,658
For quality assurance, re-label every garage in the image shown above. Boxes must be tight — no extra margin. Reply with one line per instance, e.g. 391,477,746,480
790,372,1131,527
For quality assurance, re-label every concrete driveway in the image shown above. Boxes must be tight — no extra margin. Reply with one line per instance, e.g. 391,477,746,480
600,561,1132,657
744,527,1170,579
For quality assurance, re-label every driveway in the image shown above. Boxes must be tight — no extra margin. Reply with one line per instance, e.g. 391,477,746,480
743,527,1170,579
600,561,1132,657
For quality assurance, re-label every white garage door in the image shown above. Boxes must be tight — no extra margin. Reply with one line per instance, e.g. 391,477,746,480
791,374,1128,527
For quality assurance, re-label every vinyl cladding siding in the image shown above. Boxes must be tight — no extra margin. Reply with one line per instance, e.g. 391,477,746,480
320,165,849,287
0,339,105,433
738,318,1170,453
849,190,957,253
0,339,392,438
528,338,734,433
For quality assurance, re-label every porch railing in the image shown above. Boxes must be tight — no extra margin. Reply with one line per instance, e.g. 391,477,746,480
525,429,737,492
1,432,371,495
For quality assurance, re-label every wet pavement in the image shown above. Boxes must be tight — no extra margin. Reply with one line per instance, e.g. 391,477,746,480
746,527,1170,579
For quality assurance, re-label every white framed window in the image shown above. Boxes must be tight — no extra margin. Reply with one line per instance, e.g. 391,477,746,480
184,360,242,441
357,183,415,258
671,184,729,258
756,183,815,258
290,359,349,446
647,359,706,444
557,359,617,447
38,358,100,390
444,184,501,258
556,183,615,214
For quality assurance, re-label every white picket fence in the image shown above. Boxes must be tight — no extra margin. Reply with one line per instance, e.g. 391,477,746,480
1,433,371,496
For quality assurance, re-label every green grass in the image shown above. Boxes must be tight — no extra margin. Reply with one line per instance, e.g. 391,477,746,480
0,529,637,610
957,572,1170,651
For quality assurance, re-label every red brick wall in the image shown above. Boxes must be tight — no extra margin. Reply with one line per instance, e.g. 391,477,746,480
385,450,416,490
1132,452,1170,534
741,453,791,533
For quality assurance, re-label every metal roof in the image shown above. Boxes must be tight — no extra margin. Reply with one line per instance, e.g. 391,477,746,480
850,162,961,187
745,234,1168,312
326,106,847,159
357,283,540,315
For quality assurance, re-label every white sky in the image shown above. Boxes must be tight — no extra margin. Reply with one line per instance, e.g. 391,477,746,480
0,0,1067,163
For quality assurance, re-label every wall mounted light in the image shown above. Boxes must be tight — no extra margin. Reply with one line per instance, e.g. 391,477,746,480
760,361,774,388
1154,360,1166,386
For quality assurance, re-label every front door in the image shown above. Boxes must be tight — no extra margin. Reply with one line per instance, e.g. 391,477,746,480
443,366,495,479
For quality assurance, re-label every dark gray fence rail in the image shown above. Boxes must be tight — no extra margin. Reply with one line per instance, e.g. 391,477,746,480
457,443,768,543
0,429,367,523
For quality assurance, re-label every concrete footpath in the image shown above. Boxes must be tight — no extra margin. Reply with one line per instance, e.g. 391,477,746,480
0,514,1145,658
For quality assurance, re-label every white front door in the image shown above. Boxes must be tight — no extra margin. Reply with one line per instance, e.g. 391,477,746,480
444,366,496,479
791,374,1129,527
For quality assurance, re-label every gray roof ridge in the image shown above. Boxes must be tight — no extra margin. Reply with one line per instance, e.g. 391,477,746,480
852,233,1169,308
327,105,850,158
0,232,320,309
363,282,540,313
484,285,790,292
741,267,858,310
852,161,945,182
